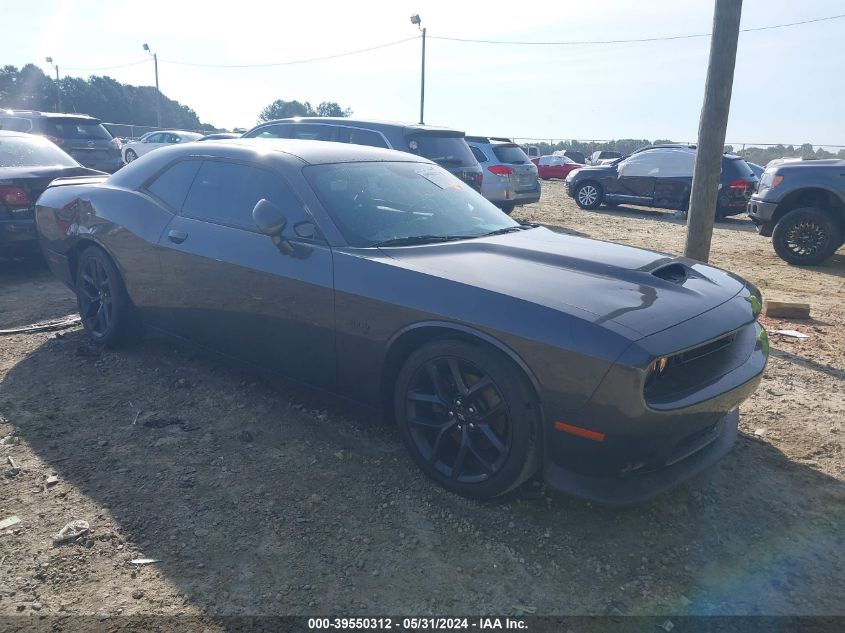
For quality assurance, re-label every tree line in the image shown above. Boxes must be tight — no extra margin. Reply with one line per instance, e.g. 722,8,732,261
1,64,355,133
0,64,215,131
527,138,845,165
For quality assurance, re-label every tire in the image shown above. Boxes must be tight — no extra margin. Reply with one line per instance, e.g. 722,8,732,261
541,176,550,181
74,246,136,346
500,203,515,215
124,149,137,163
574,182,603,209
394,339,540,499
772,207,842,266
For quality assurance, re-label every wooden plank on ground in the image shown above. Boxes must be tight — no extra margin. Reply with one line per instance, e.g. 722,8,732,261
763,300,811,319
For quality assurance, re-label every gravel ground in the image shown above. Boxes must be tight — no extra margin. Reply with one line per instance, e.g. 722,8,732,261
1,181,843,622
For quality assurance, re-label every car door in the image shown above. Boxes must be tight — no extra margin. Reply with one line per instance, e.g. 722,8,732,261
612,152,660,203
156,158,336,390
652,150,694,209
138,132,165,156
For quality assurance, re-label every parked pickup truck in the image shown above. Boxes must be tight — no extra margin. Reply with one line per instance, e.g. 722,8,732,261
747,159,845,265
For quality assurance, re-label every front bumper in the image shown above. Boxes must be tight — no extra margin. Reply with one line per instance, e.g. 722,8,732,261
747,198,779,236
545,408,738,506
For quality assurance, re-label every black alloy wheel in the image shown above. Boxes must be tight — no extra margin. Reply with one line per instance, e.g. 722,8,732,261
772,207,842,266
75,246,134,346
395,340,539,499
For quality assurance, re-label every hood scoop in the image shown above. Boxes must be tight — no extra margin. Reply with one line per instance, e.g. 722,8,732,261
651,262,688,284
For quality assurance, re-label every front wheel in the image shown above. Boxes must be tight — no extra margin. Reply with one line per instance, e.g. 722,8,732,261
574,182,603,209
124,149,137,163
395,339,540,499
772,207,842,266
75,246,136,346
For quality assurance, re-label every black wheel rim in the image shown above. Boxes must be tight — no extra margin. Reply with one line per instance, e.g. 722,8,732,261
784,220,827,257
78,256,113,339
405,356,512,484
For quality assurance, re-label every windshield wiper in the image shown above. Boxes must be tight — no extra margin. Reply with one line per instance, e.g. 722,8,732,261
372,234,473,247
479,225,535,237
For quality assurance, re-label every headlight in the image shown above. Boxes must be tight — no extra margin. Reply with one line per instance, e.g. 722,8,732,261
645,356,670,386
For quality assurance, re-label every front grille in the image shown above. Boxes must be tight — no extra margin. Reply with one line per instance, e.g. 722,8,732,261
645,327,754,407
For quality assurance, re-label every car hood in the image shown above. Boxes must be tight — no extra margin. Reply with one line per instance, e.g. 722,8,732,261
381,227,746,338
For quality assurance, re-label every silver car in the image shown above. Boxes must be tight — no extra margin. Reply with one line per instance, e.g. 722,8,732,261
466,137,540,214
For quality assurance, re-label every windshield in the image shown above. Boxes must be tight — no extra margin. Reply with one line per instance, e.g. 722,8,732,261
492,144,530,165
407,134,477,167
304,161,518,247
0,136,79,168
41,118,112,140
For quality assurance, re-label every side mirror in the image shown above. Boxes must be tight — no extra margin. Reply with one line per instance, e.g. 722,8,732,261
253,199,293,255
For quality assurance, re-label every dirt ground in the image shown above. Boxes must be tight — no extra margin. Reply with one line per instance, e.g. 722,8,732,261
1,181,843,623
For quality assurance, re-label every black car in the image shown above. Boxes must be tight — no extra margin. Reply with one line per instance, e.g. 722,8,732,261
566,147,758,218
242,117,484,192
35,139,767,505
0,110,122,173
0,131,102,257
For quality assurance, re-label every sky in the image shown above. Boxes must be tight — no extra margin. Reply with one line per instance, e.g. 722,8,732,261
2,0,844,145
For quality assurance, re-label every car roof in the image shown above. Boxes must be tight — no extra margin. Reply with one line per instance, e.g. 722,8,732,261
251,117,465,135
224,138,434,165
466,136,518,147
1,109,100,121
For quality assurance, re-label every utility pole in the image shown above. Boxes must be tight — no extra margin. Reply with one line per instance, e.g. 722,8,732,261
45,57,61,112
143,43,162,127
684,0,743,262
411,14,425,125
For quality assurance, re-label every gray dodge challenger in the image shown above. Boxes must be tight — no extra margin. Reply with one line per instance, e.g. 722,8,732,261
35,139,769,504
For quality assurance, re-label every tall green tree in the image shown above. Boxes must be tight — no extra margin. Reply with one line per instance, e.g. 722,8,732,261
257,98,352,122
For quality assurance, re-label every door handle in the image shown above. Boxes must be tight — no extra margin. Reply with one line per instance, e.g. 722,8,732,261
168,230,188,244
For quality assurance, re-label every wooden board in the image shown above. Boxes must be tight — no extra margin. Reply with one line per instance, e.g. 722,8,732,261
763,300,811,319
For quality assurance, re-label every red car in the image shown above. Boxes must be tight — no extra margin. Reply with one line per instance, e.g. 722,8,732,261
532,155,584,180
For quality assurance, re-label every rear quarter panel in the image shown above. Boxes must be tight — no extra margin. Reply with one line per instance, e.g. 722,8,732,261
36,183,175,320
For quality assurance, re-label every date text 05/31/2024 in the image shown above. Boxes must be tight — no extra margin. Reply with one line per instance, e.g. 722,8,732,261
307,618,528,630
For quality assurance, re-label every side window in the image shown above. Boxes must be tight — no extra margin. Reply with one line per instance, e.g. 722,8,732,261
538,156,550,166
145,160,202,211
0,117,33,132
289,124,336,141
343,127,389,149
181,160,309,233
618,153,662,177
657,151,695,178
250,124,290,139
146,133,164,143
470,146,488,163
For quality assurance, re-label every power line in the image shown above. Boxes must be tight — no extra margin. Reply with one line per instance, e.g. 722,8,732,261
63,59,151,71
428,13,845,46
161,36,418,68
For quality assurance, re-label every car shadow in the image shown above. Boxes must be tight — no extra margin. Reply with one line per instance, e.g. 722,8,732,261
584,205,758,233
770,347,845,382
0,255,78,330
2,331,844,616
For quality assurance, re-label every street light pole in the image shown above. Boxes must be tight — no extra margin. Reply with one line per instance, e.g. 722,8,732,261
45,57,61,112
411,14,425,125
143,43,162,127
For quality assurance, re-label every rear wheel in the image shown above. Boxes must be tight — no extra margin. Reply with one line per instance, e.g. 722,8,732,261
124,149,137,163
395,339,540,499
574,182,603,209
500,203,515,215
75,246,136,346
772,207,842,266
